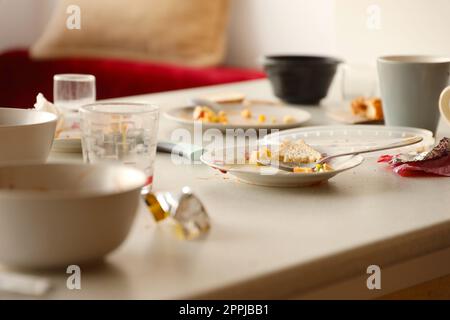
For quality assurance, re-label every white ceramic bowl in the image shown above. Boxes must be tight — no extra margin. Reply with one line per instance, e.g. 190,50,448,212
0,164,146,269
0,108,57,165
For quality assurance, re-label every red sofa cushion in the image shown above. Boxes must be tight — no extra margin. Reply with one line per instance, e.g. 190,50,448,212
0,49,265,108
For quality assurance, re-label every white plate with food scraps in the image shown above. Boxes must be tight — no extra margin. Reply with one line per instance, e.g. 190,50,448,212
262,125,435,158
323,98,385,124
325,105,384,124
164,104,311,131
200,144,364,187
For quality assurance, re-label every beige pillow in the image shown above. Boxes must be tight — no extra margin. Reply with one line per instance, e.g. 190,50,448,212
31,0,229,67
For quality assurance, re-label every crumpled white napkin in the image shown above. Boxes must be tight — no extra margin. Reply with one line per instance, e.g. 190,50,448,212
34,93,64,137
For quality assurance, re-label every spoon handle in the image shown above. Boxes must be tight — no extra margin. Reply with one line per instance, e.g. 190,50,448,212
190,98,222,113
319,136,424,163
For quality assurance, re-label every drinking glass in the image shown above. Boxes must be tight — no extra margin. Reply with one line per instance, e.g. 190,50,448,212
54,74,96,112
54,74,96,131
80,103,159,192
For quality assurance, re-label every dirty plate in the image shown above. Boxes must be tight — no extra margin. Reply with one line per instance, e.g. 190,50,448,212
52,131,82,153
52,138,82,153
164,104,311,131
200,145,364,187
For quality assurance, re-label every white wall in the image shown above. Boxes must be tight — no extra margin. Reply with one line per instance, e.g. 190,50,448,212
2,0,450,68
335,0,450,65
0,0,54,52
226,0,450,67
225,0,335,68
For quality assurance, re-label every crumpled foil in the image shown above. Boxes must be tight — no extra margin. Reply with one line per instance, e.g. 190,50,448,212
390,137,449,164
143,186,210,240
378,138,450,177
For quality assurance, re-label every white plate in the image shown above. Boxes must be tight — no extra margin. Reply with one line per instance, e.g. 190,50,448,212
262,125,434,158
52,130,82,153
322,100,384,124
52,138,82,153
201,146,364,187
164,104,311,130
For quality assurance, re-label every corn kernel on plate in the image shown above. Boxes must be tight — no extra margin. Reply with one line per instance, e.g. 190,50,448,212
200,145,364,187
164,104,311,131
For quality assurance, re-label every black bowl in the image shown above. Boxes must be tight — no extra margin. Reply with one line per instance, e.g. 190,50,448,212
264,55,342,105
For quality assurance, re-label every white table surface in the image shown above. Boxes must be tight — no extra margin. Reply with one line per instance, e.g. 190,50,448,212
2,79,450,299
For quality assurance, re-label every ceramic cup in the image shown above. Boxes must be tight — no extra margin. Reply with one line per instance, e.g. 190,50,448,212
439,85,450,126
377,56,450,133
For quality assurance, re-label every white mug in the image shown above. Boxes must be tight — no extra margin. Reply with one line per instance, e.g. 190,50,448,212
440,86,450,125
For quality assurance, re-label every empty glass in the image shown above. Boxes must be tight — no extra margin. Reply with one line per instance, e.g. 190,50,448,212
80,103,159,192
54,74,96,132
54,74,96,112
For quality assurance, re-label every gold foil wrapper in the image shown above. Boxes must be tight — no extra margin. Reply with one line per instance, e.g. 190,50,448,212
143,187,210,239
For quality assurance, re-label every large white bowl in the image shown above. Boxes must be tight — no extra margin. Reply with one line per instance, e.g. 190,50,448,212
0,108,57,165
0,164,146,269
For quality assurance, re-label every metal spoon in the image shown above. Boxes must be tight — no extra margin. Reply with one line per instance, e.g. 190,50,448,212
257,136,424,172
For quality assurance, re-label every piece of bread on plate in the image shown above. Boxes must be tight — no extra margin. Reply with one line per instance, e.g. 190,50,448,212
350,97,383,121
365,98,384,120
278,140,322,163
200,92,246,104
350,97,367,116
